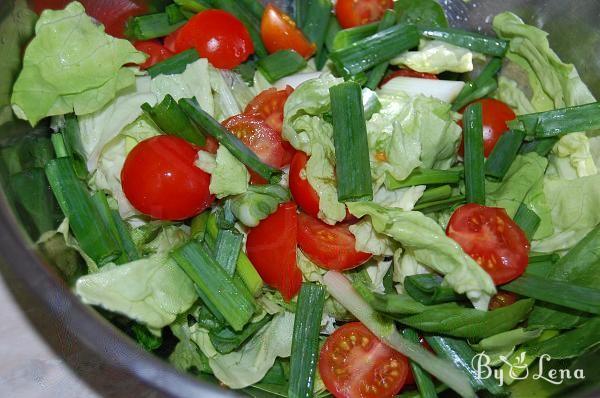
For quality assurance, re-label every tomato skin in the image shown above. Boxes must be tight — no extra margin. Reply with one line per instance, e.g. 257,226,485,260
446,204,530,285
319,322,410,398
458,98,517,157
246,202,302,301
489,291,518,310
134,40,173,69
335,0,395,29
289,152,320,218
168,10,254,69
380,69,439,87
297,213,372,271
121,136,214,221
261,4,316,58
32,0,147,37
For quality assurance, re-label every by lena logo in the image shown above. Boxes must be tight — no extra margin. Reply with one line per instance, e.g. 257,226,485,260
471,351,585,386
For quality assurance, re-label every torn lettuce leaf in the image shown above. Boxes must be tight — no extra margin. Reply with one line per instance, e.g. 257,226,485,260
205,145,249,199
373,185,426,210
547,133,598,180
493,76,537,115
347,202,496,309
229,184,290,227
390,40,475,74
365,257,393,294
393,248,432,294
11,2,145,125
349,220,397,257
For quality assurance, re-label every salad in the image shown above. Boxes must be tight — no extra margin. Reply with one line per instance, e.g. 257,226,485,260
2,0,600,397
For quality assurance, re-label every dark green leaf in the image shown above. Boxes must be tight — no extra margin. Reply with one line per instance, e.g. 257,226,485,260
527,318,600,359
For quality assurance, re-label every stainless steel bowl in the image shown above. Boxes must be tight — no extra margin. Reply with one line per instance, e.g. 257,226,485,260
0,0,598,396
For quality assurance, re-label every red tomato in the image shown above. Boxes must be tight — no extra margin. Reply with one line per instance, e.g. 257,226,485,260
297,213,371,270
134,40,173,69
380,69,439,87
200,136,219,154
246,202,302,301
167,10,254,69
335,0,395,29
488,291,518,310
458,98,517,157
289,152,320,218
245,86,294,133
261,4,316,58
319,322,410,398
121,136,214,221
446,204,530,285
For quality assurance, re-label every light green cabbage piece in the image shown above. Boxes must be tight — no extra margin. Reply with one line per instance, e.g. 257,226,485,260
205,146,249,199
75,254,196,329
373,185,425,210
365,257,393,294
297,249,326,283
493,76,537,115
486,153,553,240
547,133,598,180
193,312,295,389
347,202,496,310
210,66,242,122
10,2,145,125
369,94,462,187
391,40,475,74
229,185,290,227
393,248,431,294
349,220,396,256
493,12,595,112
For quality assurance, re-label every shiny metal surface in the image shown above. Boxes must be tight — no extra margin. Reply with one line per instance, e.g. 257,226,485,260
0,0,598,396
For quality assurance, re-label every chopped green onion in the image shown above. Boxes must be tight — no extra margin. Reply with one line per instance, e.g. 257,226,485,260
418,27,508,57
462,102,485,204
50,133,68,158
191,211,211,241
519,137,558,157
330,24,420,76
45,158,120,265
174,0,211,13
214,229,243,276
362,88,382,120
404,274,464,305
529,252,559,264
425,336,505,395
300,0,332,52
238,0,264,21
417,185,453,204
511,102,600,138
166,4,186,24
365,10,398,90
257,50,308,83
385,168,463,190
60,114,88,179
324,15,341,53
211,0,267,58
288,283,326,398
502,274,600,315
180,97,282,183
142,95,206,146
171,241,256,331
147,49,200,78
127,13,185,40
451,57,503,111
402,328,438,398
413,195,466,213
329,82,373,202
513,203,540,240
209,314,272,354
294,0,309,27
331,22,378,51
484,130,525,180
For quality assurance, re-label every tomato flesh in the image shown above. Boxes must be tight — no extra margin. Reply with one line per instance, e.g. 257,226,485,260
246,202,302,301
319,322,409,398
245,86,294,133
458,98,517,157
380,69,439,87
168,10,254,69
335,0,395,29
297,213,371,270
261,4,316,58
121,136,214,221
446,204,530,285
134,40,173,69
289,152,320,218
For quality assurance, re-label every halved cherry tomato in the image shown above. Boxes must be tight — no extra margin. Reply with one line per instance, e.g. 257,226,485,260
246,202,302,301
167,10,254,69
458,98,517,157
121,136,214,221
380,69,439,87
446,204,530,285
134,40,173,69
335,0,395,29
261,4,316,58
32,0,148,37
489,291,518,310
319,322,410,398
297,213,371,270
289,152,320,218
245,86,294,133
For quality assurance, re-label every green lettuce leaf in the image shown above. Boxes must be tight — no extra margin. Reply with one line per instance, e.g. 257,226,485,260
349,220,397,256
202,145,249,199
393,248,431,294
169,307,211,374
391,40,475,74
493,76,537,115
229,185,290,227
75,253,197,329
10,2,145,125
493,12,596,113
347,202,496,309
547,133,598,180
